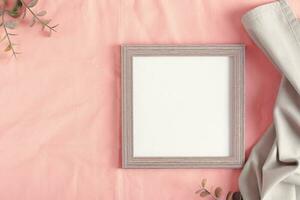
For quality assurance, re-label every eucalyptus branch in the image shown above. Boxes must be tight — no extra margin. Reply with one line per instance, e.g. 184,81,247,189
19,0,58,32
196,178,243,200
196,187,218,200
196,179,223,200
1,6,17,58
0,0,58,59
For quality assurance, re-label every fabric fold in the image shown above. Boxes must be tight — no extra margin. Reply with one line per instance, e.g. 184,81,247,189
240,0,300,199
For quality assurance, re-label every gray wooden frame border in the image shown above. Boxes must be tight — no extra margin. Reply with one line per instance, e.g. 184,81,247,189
122,44,245,169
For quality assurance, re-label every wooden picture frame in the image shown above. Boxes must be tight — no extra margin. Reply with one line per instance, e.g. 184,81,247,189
122,45,244,168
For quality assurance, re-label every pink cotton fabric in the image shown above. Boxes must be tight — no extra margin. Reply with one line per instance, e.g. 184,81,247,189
0,0,299,199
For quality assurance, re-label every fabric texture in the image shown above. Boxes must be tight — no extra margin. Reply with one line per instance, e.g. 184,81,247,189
0,0,290,199
240,0,300,199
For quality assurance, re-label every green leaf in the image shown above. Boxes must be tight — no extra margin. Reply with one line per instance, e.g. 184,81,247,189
27,0,38,7
8,9,23,18
37,10,47,16
5,21,17,29
17,0,23,7
9,0,23,18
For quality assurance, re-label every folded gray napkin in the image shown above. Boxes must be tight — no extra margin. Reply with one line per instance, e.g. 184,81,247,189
240,0,300,199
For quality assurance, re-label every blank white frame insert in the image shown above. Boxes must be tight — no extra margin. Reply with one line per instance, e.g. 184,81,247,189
122,45,244,168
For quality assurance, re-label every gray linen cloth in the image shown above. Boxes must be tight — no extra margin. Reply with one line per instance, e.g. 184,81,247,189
240,0,300,199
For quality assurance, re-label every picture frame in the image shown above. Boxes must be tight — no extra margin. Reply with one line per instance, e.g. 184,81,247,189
122,45,244,168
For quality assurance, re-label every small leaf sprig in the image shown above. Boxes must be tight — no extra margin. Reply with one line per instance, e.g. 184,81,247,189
20,0,58,33
0,3,18,57
196,178,223,200
0,0,58,58
195,178,243,200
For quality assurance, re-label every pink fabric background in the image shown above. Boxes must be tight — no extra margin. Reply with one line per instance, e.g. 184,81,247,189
0,0,299,199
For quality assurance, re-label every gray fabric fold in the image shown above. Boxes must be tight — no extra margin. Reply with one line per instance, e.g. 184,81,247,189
239,0,300,199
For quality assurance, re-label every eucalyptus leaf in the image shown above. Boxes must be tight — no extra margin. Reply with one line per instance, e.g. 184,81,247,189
199,190,209,197
9,0,23,18
8,11,19,18
4,44,12,52
27,0,39,8
215,187,223,198
37,10,47,16
226,191,234,200
0,35,7,43
8,33,18,36
5,21,17,29
195,189,202,194
201,179,207,187
17,0,23,7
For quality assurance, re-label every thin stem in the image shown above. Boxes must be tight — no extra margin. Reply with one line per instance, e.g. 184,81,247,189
204,188,218,200
1,6,17,58
19,0,57,32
